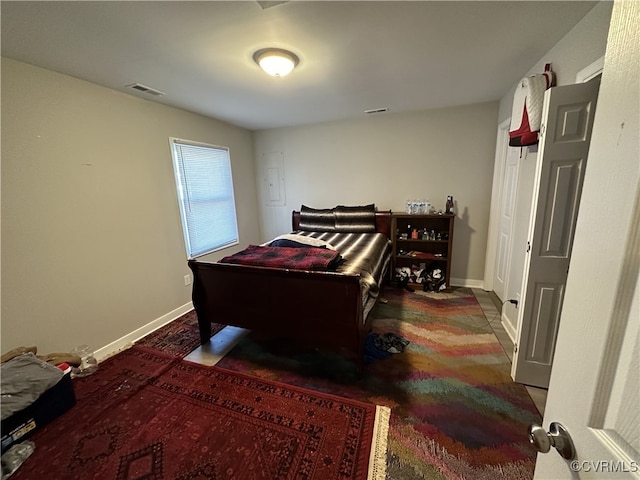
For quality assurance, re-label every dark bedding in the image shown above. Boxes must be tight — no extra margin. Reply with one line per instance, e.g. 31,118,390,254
219,244,343,271
221,231,390,308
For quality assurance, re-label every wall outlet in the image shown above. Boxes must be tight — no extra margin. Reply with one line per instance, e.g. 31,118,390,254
184,274,191,286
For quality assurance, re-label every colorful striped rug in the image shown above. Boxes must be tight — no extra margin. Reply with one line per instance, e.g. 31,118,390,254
215,287,542,479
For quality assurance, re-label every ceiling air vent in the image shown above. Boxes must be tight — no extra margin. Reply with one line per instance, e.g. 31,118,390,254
126,83,166,97
257,1,288,9
364,107,389,115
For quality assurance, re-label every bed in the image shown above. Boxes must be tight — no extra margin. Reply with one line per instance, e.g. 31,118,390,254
187,205,392,371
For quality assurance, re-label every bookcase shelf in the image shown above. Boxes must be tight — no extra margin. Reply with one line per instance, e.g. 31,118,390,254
391,213,455,289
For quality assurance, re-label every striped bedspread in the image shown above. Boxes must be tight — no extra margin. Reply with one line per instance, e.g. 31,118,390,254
294,231,391,305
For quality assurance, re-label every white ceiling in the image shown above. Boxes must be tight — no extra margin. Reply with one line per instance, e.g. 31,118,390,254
1,1,599,131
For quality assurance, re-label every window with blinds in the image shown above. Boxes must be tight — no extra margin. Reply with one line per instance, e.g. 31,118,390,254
170,138,239,258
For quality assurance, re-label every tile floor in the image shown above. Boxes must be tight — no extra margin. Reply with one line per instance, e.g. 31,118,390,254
185,289,548,416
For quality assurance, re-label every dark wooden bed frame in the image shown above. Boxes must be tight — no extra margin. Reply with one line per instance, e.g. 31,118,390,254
187,210,392,371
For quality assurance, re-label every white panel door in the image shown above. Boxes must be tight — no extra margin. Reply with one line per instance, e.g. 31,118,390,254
512,77,600,388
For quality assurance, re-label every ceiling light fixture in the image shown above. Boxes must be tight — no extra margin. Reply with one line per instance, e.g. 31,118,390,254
253,48,299,77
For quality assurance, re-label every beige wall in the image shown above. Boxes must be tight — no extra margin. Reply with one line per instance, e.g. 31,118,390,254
1,58,260,355
498,1,613,123
253,102,500,285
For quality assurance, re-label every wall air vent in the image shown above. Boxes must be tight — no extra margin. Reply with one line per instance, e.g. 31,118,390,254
126,83,166,97
364,107,389,115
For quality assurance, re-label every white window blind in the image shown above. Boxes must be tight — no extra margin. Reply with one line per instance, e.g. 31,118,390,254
170,138,239,258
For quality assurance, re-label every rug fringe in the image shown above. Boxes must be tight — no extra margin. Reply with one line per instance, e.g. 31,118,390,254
393,422,536,479
368,405,391,480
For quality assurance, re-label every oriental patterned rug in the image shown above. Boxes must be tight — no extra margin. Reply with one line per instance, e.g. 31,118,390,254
12,346,388,480
212,287,542,480
135,309,226,357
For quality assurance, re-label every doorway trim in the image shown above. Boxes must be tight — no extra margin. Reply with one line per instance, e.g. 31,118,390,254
576,55,604,83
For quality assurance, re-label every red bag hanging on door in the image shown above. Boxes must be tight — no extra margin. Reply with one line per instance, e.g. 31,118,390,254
509,64,554,147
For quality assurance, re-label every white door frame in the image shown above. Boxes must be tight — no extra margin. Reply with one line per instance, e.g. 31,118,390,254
483,118,511,292
576,55,605,83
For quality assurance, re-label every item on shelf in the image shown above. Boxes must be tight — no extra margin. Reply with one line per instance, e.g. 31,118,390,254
422,266,447,292
445,195,454,214
405,199,431,214
405,251,440,260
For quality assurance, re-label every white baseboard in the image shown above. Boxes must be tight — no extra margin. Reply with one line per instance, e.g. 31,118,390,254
450,278,485,289
501,313,517,344
93,302,194,361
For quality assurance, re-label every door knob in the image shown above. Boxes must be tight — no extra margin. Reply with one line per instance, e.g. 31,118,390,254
528,422,576,460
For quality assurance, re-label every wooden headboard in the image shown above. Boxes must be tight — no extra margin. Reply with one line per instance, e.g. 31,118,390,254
291,210,392,239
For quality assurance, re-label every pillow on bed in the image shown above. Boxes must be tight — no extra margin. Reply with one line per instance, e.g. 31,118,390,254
334,204,376,232
299,205,336,232
267,233,336,250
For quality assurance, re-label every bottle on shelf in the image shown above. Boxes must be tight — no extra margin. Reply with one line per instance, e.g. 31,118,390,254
446,195,454,214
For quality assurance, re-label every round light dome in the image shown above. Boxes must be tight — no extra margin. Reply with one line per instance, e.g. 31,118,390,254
253,48,299,77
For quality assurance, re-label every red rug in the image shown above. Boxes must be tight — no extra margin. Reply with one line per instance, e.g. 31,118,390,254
135,310,225,357
13,346,386,480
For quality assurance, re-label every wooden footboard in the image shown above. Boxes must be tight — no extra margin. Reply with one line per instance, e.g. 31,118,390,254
188,209,391,372
188,260,369,368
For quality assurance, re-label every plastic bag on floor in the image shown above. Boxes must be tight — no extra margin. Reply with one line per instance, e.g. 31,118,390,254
1,441,34,479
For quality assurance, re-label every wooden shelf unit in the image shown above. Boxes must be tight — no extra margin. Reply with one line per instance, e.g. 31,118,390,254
391,213,455,288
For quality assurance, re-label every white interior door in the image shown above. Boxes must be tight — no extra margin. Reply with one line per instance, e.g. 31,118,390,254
493,143,519,302
512,77,600,388
534,2,639,476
